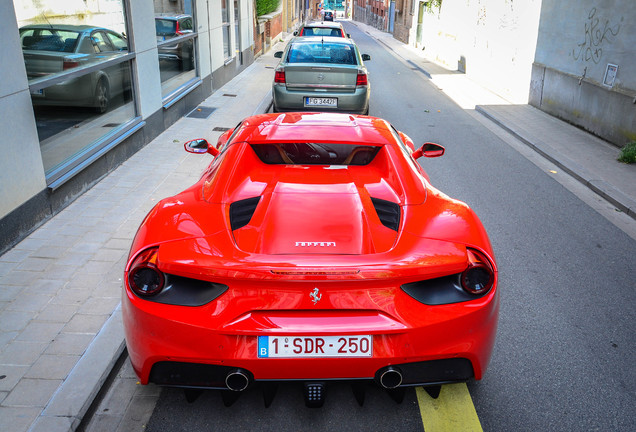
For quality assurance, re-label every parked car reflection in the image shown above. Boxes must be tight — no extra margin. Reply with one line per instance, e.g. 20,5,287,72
20,24,131,113
155,15,194,71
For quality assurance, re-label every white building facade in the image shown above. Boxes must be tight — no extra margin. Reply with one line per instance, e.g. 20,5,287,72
1,0,255,253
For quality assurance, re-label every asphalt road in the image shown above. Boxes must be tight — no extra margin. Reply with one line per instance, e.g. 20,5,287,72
83,22,636,432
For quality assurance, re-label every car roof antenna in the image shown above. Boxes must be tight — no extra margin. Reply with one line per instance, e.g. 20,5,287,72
41,12,53,28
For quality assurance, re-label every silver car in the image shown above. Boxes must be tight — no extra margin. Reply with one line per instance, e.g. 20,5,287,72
272,36,371,115
20,24,131,113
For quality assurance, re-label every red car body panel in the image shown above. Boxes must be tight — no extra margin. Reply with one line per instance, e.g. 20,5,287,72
123,113,499,389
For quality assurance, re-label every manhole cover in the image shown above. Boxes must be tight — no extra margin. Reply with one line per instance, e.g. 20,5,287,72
186,106,216,119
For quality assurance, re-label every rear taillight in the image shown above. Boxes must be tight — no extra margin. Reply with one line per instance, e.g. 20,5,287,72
127,247,165,297
460,248,494,295
63,59,79,70
175,21,183,35
356,72,368,87
275,69,286,84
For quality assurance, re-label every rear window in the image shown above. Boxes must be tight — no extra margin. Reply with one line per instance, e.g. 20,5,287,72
300,27,343,37
20,29,80,52
155,19,177,36
251,143,380,165
287,42,357,65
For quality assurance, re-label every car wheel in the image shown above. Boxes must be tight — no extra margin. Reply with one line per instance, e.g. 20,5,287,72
94,78,110,114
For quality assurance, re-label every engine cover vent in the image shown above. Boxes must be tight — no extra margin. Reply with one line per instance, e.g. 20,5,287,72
371,197,401,231
230,196,261,230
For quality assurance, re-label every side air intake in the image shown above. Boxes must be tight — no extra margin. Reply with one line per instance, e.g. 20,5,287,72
230,196,261,230
371,197,401,231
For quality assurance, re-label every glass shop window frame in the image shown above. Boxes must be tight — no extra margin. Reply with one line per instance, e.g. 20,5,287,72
155,2,201,106
17,1,142,189
222,0,232,61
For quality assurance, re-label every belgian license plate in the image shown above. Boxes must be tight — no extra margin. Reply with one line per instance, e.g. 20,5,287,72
30,88,44,96
305,97,337,107
258,335,372,358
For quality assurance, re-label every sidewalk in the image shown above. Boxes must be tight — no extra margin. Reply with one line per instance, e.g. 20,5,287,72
1,20,635,432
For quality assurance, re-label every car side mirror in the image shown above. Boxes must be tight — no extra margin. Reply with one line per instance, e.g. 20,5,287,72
362,54,371,61
412,142,445,159
274,51,283,58
184,139,219,156
347,33,351,38
293,31,298,36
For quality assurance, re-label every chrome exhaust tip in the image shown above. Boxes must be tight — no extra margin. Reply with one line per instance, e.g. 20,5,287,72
225,369,250,392
379,366,403,389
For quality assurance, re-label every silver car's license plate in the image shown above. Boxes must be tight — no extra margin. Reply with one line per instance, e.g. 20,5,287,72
305,97,337,107
258,335,372,358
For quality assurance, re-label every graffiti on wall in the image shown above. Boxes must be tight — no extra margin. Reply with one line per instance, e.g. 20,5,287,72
572,8,622,64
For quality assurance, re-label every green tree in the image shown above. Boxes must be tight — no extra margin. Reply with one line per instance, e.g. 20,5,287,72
256,0,280,16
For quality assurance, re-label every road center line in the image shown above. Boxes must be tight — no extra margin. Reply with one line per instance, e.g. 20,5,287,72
416,383,483,432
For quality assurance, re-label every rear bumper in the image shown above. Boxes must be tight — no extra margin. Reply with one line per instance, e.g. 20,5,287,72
148,357,474,389
122,278,499,387
272,86,370,114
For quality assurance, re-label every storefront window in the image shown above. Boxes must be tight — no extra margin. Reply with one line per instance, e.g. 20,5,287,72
222,0,232,60
234,0,240,60
14,0,137,187
154,0,198,99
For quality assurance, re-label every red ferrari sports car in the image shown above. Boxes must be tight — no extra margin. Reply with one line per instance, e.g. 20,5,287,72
123,112,499,407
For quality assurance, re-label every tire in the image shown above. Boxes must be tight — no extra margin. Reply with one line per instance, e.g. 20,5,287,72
94,78,110,114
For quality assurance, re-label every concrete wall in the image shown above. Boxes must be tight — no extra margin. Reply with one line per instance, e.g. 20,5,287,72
0,2,47,221
530,0,636,145
406,0,542,104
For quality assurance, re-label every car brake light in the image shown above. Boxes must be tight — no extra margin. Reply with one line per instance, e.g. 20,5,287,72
63,59,79,70
127,247,165,297
356,72,368,87
460,248,494,295
175,21,183,35
275,70,286,84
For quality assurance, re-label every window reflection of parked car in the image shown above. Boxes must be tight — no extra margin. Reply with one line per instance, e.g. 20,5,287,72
20,24,131,113
155,15,194,70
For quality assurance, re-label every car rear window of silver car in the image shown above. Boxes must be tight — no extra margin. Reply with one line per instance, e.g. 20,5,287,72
301,28,343,37
287,42,357,65
21,29,80,53
251,143,380,165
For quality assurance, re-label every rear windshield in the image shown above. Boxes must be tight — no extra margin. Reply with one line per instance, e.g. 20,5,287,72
20,29,80,52
155,19,177,36
251,143,380,165
287,42,357,65
300,27,343,37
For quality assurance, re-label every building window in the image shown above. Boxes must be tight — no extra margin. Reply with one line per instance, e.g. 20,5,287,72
234,0,241,60
14,0,137,187
222,0,232,60
155,0,198,99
